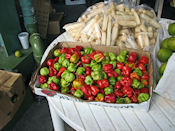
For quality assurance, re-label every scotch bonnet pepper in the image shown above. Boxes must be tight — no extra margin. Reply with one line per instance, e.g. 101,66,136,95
39,75,47,84
61,87,69,93
70,53,79,63
133,68,142,77
105,93,116,103
73,79,83,89
104,87,113,95
76,67,85,75
103,64,113,73
84,48,93,54
40,67,49,76
109,77,116,86
40,83,49,89
91,71,102,80
92,64,101,71
54,49,61,57
85,76,93,85
138,93,149,103
95,93,104,102
74,89,83,98
59,53,65,64
67,63,76,72
94,52,104,63
62,59,70,68
54,62,61,71
109,52,116,61
120,77,132,87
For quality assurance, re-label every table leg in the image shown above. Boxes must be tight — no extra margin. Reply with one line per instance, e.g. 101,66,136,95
48,98,65,131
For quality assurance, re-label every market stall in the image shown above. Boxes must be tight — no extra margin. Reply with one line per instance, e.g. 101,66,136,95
29,1,175,131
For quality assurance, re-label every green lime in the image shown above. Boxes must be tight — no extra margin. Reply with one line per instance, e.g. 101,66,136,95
159,62,167,76
167,37,175,51
15,50,22,58
160,38,169,49
157,48,172,62
168,22,175,36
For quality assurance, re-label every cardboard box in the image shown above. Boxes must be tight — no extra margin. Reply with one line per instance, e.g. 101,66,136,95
0,70,25,130
30,42,153,111
48,12,64,35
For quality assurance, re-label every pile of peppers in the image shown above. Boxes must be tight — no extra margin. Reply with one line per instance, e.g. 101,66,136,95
38,45,150,104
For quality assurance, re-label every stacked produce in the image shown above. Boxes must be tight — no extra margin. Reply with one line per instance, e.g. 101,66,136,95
38,45,150,104
157,22,175,80
63,2,160,50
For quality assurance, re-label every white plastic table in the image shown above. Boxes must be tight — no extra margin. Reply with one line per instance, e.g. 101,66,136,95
43,32,175,131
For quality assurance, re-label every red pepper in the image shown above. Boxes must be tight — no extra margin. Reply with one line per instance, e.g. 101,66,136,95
94,52,104,63
70,87,76,95
114,81,122,89
97,79,109,89
95,93,104,102
137,63,146,72
89,51,101,60
65,53,72,59
54,57,59,63
48,82,59,91
107,72,113,78
122,66,131,77
81,85,89,96
85,66,91,76
39,75,47,84
78,75,85,81
130,72,140,81
141,79,148,86
141,72,149,80
104,93,116,103
69,48,76,54
81,55,90,64
75,45,83,51
61,47,68,54
47,59,54,67
128,52,138,63
114,90,124,97
49,67,57,77
134,89,141,96
123,86,133,97
100,88,105,94
140,88,149,94
90,85,99,96
70,53,80,63
56,67,66,78
125,62,136,70
87,96,95,101
116,63,124,70
139,56,149,65
131,95,138,103
103,64,113,73
112,71,118,78
120,77,132,87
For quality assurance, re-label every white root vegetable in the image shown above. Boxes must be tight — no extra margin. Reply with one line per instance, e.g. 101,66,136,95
118,20,137,27
127,36,138,49
140,13,161,29
101,31,106,45
63,22,85,30
111,23,119,46
116,4,125,12
131,9,140,25
115,15,135,21
106,16,112,46
94,23,101,39
102,14,108,31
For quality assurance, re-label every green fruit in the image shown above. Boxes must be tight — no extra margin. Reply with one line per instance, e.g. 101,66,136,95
159,63,167,76
168,22,175,36
15,50,22,57
157,48,172,62
160,38,169,49
167,37,175,51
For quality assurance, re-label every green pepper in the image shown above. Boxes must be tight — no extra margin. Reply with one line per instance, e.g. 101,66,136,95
120,50,128,56
83,63,90,67
109,52,116,61
116,98,125,104
84,48,93,54
132,79,141,88
61,87,69,93
59,53,65,64
133,68,142,76
85,76,93,85
91,71,102,80
109,77,116,86
95,93,104,101
92,64,101,71
62,59,70,68
117,76,123,81
102,57,110,65
138,83,144,89
40,83,49,89
47,76,59,85
67,63,76,72
81,51,85,56
125,97,132,103
76,67,85,75
54,49,61,57
110,61,117,69
101,71,107,79
63,72,75,82
115,69,121,75
138,93,149,103
60,78,70,88
54,62,61,71
117,55,126,63
74,89,83,98
90,60,97,67
61,70,70,78
104,87,113,95
40,67,49,76
104,52,108,57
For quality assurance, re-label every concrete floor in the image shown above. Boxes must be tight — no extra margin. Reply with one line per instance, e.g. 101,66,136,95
5,1,175,131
